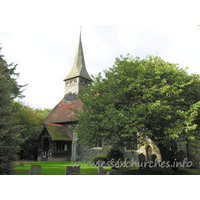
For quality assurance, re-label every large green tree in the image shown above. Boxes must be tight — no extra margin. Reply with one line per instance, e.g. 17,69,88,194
13,102,51,160
0,48,24,174
74,55,200,163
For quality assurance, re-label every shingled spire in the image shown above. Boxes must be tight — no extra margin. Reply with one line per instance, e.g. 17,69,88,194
63,31,93,103
64,32,93,82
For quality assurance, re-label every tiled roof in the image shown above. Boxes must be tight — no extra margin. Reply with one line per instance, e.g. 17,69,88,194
44,99,83,124
46,123,73,141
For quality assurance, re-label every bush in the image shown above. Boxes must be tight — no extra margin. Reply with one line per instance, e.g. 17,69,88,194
91,147,124,165
91,155,107,165
106,146,124,161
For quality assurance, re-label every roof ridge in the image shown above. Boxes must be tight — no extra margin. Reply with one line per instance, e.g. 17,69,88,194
45,122,63,127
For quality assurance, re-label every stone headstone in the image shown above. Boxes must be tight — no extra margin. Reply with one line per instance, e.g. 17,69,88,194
98,166,104,173
29,165,41,175
98,160,104,173
138,153,146,169
65,166,80,175
151,154,157,163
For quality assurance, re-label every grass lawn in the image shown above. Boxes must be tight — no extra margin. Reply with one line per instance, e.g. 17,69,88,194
181,168,200,175
13,161,114,175
13,161,200,175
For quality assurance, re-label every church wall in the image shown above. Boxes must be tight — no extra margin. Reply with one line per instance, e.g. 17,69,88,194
37,123,194,166
64,78,79,96
75,141,108,161
73,137,162,163
120,141,162,163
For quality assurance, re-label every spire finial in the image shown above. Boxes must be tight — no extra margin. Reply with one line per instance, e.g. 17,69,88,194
79,26,82,41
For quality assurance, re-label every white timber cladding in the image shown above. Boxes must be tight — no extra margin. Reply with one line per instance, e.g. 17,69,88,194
64,78,78,95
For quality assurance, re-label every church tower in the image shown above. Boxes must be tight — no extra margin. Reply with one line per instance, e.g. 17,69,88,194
63,31,93,103
37,30,94,162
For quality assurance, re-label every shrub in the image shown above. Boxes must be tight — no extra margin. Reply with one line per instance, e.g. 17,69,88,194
91,147,124,166
106,146,124,161
91,155,107,165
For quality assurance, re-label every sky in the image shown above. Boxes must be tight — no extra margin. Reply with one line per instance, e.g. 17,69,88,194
1,0,200,109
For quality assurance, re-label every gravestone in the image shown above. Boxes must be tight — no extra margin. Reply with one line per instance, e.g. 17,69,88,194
65,166,80,175
29,165,41,175
98,160,104,173
151,154,157,163
138,153,146,169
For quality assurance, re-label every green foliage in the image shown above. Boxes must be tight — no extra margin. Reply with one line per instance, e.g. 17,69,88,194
173,150,187,162
91,155,107,164
13,102,51,160
106,146,124,161
91,146,123,164
0,47,24,174
74,54,200,162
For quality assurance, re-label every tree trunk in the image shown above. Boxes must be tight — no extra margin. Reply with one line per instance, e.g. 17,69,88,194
157,143,171,162
157,143,177,171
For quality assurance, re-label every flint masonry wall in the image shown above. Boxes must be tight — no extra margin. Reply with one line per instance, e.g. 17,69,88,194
74,138,162,163
75,142,108,161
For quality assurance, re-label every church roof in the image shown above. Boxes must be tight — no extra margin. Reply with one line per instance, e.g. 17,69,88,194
64,32,93,81
46,123,73,141
37,123,73,141
44,99,83,124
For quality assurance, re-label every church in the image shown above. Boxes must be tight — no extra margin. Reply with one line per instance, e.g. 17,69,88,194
37,31,189,163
